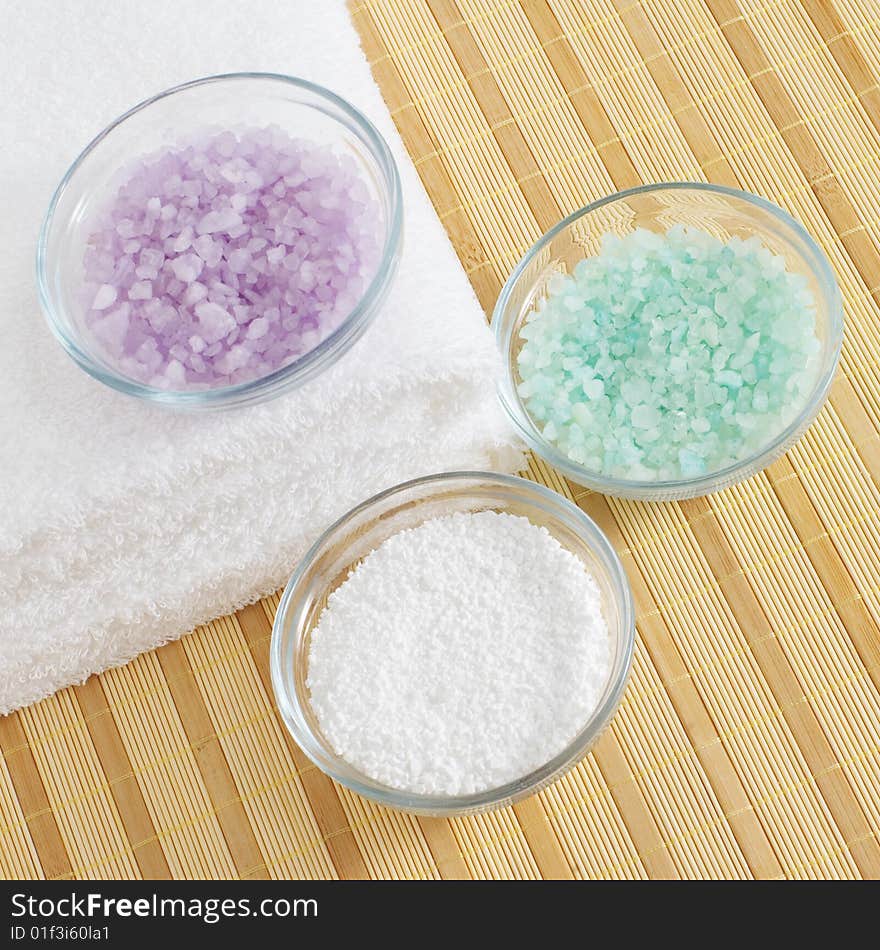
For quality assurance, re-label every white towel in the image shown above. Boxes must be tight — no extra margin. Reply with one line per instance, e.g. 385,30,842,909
0,0,523,713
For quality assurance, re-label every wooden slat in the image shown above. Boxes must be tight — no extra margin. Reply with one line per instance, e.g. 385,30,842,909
682,495,880,877
0,714,72,879
73,679,171,879
416,817,471,878
235,603,369,880
155,642,270,880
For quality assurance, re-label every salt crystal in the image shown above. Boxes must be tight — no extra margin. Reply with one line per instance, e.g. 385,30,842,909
631,404,661,429
92,284,117,310
194,301,236,344
182,281,208,307
82,127,381,389
583,378,605,400
516,225,821,481
146,304,176,333
92,304,130,353
169,254,204,283
128,280,153,301
165,359,187,387
196,209,243,235
245,317,269,340
227,249,250,273
307,511,611,796
172,226,194,254
214,343,250,374
135,338,161,371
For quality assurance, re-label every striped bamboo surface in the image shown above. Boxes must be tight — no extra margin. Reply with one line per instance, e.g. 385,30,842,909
3,0,880,880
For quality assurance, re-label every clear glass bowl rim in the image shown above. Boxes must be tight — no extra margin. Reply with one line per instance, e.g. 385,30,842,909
270,470,636,816
36,71,403,409
493,181,845,499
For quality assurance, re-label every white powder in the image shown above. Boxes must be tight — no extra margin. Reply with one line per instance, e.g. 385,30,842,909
306,510,611,796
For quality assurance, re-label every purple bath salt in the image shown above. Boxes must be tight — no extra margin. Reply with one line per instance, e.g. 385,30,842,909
82,127,381,390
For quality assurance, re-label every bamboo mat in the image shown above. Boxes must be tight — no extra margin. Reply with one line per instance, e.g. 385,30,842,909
3,0,880,880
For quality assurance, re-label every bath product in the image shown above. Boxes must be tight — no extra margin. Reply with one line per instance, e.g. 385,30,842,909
82,127,380,389
306,510,610,796
516,226,822,481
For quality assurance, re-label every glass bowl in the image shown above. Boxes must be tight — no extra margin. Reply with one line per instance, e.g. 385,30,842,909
270,471,635,817
493,183,844,500
37,72,402,409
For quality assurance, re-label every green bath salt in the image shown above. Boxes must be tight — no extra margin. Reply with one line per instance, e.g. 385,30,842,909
516,225,822,482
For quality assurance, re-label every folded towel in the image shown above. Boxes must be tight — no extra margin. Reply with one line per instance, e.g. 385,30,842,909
0,0,523,713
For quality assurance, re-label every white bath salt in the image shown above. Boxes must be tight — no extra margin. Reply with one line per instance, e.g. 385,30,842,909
306,510,611,796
